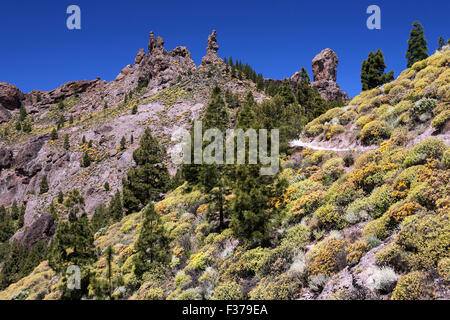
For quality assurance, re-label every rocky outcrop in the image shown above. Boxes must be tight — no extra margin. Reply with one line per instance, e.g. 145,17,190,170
0,82,25,110
15,135,49,178
12,212,55,248
310,49,349,103
201,30,223,66
0,106,11,124
0,146,13,170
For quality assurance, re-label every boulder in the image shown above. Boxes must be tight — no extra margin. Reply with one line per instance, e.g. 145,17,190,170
0,82,25,110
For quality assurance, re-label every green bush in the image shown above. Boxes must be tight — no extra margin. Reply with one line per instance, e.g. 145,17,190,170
314,204,345,229
442,149,450,169
431,109,450,130
403,138,447,167
360,120,390,144
281,224,311,248
391,271,435,300
409,98,436,122
212,282,243,300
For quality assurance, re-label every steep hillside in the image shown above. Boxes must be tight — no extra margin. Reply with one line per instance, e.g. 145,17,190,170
0,38,448,300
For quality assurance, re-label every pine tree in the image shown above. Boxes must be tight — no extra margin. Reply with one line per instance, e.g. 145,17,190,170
134,203,169,277
104,181,110,191
22,120,32,133
120,136,126,150
361,50,394,90
109,190,123,222
15,121,21,131
63,134,70,150
49,212,95,298
131,104,138,115
106,245,113,299
0,206,15,242
406,21,428,68
19,105,27,122
69,115,74,124
39,176,49,194
196,86,230,229
10,201,19,220
81,151,91,167
58,191,64,204
50,128,58,140
57,114,65,129
438,36,445,50
122,128,169,213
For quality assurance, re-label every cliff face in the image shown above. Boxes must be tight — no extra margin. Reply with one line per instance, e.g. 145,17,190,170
0,30,265,249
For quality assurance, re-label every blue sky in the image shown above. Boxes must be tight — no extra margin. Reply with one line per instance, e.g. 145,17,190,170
0,0,448,97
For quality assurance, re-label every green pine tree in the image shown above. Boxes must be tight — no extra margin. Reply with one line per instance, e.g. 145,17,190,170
19,105,27,122
50,128,58,140
438,36,445,50
122,128,170,213
134,203,169,277
109,190,123,222
81,151,91,167
63,134,70,150
39,176,49,194
361,49,394,91
406,21,428,68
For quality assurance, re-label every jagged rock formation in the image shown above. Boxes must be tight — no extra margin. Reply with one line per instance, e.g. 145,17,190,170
0,82,25,110
310,48,349,103
201,30,223,66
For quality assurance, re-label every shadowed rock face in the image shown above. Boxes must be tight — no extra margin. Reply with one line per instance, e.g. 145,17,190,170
0,146,13,170
310,48,349,103
0,82,25,110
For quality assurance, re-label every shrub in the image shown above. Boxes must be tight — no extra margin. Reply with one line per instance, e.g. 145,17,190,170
387,202,424,222
256,243,296,277
375,243,409,272
339,110,358,125
409,98,436,122
308,274,330,292
314,204,345,229
360,120,390,144
403,138,447,167
322,158,345,183
304,124,324,137
355,114,376,128
346,241,370,266
212,282,243,300
362,214,395,240
174,271,192,289
310,150,335,165
437,258,450,281
442,149,450,169
249,274,302,300
176,288,202,300
431,109,450,130
281,224,311,248
366,185,395,218
146,287,165,300
290,190,326,218
391,271,435,300
395,211,449,271
344,198,371,224
307,238,348,278
366,267,397,293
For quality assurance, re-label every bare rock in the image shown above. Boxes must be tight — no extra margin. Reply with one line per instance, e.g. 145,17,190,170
0,106,11,123
201,30,223,66
310,49,349,103
0,146,13,170
15,135,49,177
312,48,338,82
0,82,25,110
134,48,147,65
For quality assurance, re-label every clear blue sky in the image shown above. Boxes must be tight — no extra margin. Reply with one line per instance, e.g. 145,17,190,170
1,0,448,97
